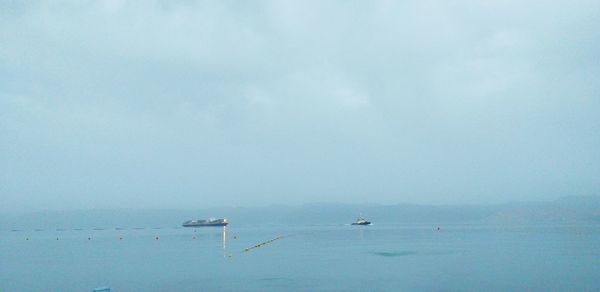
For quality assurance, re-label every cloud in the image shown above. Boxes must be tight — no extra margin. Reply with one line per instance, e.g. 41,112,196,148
1,0,599,211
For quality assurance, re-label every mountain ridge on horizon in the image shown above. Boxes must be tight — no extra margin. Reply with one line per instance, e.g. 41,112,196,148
1,195,599,230
8,194,600,213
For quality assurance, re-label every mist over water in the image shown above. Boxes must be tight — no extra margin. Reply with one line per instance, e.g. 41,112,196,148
1,1,600,290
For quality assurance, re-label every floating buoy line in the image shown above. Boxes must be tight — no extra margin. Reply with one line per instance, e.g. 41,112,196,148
7,227,182,232
7,226,192,242
244,236,284,252
8,227,290,256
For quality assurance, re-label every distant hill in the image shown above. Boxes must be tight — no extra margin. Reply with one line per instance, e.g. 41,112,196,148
1,196,599,230
482,195,600,224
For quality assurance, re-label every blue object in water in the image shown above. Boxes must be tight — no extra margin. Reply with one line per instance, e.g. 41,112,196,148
92,286,110,292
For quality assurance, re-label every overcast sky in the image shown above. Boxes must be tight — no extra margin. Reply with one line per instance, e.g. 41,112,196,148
1,0,599,212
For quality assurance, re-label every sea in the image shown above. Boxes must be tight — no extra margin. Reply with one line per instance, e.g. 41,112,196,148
1,223,599,291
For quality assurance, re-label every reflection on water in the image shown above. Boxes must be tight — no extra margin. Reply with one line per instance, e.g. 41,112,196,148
222,226,228,258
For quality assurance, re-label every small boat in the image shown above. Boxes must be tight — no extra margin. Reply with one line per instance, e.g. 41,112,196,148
351,215,371,225
182,218,228,227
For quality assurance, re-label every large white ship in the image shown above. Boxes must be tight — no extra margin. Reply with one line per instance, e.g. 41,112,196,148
182,218,228,227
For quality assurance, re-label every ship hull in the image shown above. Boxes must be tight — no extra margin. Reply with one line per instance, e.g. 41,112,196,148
351,221,371,225
182,222,228,227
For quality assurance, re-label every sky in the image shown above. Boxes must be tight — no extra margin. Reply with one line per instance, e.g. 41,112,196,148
1,0,599,212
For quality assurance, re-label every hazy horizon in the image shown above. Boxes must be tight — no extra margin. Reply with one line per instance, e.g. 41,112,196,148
1,193,598,216
1,1,599,212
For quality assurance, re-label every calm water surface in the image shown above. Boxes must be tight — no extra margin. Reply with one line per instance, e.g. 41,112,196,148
1,224,599,291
